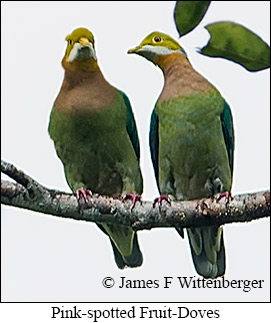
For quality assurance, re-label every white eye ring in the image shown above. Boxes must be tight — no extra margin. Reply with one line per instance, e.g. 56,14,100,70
68,39,72,45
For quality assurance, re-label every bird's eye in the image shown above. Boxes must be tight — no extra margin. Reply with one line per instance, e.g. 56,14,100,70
68,39,72,45
153,36,162,43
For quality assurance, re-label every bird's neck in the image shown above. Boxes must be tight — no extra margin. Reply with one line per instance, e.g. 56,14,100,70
62,57,100,73
157,53,214,102
54,63,117,114
156,51,188,71
61,65,104,90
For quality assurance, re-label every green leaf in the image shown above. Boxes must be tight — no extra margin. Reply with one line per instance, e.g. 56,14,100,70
200,22,270,72
174,1,211,37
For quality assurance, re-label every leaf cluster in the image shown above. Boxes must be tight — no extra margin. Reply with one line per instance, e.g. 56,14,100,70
174,1,270,72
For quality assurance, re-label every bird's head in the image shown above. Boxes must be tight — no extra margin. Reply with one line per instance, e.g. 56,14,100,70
62,27,98,72
128,31,186,68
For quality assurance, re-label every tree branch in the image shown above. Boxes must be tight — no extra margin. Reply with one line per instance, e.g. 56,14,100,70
1,159,270,230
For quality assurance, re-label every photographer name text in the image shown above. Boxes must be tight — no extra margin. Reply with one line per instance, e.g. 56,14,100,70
102,276,264,293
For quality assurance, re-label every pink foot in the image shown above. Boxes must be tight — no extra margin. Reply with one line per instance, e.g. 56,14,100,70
217,191,232,203
123,193,142,210
153,195,171,208
76,188,92,203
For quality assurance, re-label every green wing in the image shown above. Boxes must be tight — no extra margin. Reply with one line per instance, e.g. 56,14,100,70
149,108,160,192
149,108,184,237
221,101,234,176
149,101,233,191
118,90,140,161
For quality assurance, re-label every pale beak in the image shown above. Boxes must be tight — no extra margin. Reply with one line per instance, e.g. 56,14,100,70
127,46,142,54
79,37,91,47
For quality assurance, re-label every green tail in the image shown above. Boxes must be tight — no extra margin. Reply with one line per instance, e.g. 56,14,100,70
97,224,143,269
187,226,225,279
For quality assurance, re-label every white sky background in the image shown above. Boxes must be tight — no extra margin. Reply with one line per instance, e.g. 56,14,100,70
1,1,270,302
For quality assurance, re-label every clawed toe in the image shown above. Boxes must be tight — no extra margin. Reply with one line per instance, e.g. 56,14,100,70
76,188,92,203
123,193,142,210
153,195,171,208
216,191,232,203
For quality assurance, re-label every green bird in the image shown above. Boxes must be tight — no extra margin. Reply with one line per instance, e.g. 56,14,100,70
48,27,143,269
128,32,234,278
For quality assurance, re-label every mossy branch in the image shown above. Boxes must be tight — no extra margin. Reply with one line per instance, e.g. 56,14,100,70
1,160,270,230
